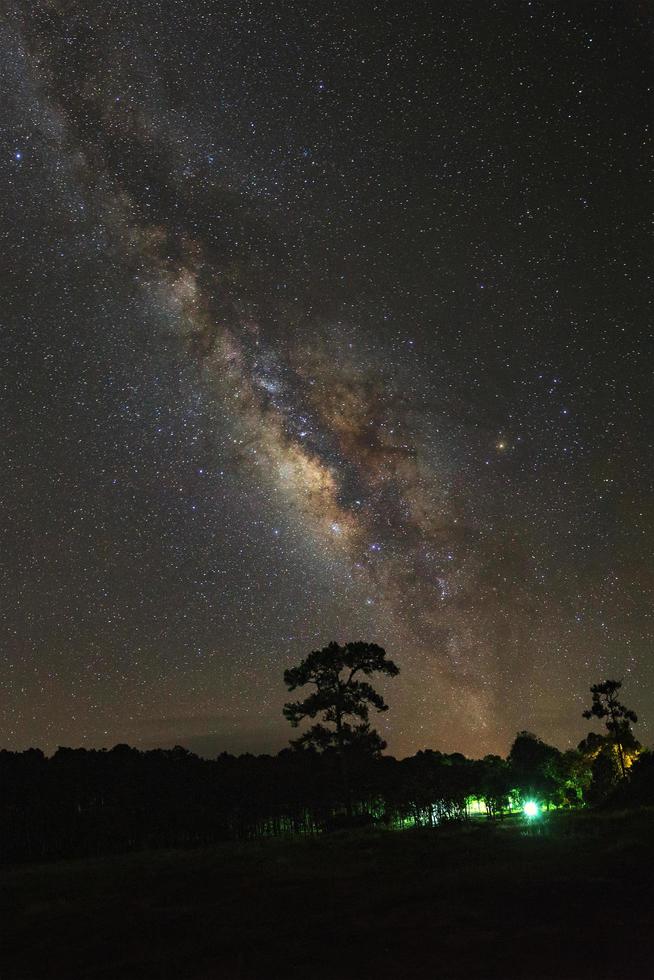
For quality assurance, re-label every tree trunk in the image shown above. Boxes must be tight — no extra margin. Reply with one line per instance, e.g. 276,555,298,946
335,709,352,819
609,704,627,778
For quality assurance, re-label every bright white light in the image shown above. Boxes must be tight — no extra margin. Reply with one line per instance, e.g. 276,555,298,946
523,800,539,818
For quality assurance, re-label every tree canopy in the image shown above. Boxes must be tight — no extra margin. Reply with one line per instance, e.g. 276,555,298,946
582,679,638,778
283,641,400,756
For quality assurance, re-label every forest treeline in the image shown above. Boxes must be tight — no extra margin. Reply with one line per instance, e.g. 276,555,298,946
3,652,650,864
2,732,653,864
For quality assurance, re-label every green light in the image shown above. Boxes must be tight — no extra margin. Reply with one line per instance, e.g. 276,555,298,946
523,800,539,818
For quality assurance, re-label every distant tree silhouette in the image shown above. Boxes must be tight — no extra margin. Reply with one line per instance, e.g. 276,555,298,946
587,744,623,803
507,731,563,806
476,755,512,817
283,641,399,815
615,750,654,806
558,748,593,806
582,679,638,779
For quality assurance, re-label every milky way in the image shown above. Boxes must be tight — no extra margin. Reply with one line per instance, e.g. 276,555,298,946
2,2,652,757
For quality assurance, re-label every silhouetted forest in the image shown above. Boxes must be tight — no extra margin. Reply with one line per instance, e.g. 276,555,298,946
3,734,653,864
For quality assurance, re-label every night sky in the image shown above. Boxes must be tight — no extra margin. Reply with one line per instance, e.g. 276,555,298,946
2,1,652,759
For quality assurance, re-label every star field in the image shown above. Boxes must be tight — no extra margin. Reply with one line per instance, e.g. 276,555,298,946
1,1,652,757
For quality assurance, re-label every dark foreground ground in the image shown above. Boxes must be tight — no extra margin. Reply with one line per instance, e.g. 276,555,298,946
2,808,652,980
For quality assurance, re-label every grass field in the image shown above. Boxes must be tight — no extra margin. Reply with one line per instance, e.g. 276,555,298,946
2,808,652,980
